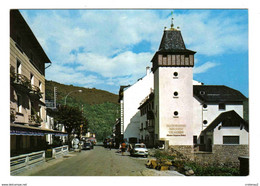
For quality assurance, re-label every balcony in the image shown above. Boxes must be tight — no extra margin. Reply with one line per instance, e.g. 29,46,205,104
28,114,42,127
147,125,155,133
11,72,32,94
29,85,43,100
10,72,43,100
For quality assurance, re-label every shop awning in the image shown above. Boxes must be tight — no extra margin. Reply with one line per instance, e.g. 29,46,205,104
10,123,67,136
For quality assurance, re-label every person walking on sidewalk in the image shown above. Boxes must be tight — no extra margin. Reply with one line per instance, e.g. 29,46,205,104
109,140,112,150
121,141,126,156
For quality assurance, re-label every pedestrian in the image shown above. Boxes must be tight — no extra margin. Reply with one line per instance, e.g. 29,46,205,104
121,141,126,156
109,140,112,150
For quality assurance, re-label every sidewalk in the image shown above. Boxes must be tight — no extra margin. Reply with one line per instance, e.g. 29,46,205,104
15,151,77,176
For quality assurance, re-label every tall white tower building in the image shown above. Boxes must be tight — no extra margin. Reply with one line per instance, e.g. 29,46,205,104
151,22,196,149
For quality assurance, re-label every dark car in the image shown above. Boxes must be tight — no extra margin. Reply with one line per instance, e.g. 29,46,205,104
82,141,93,150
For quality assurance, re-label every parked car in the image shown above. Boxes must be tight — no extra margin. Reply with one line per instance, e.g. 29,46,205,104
129,143,148,157
82,141,93,150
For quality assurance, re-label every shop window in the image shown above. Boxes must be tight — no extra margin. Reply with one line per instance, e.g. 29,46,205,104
223,136,239,145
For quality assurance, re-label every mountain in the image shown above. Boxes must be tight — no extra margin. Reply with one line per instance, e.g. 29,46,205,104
45,80,120,141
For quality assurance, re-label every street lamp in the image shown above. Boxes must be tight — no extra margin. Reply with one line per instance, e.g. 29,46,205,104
64,90,82,105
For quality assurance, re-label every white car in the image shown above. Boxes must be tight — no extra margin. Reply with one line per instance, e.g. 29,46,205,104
130,143,148,157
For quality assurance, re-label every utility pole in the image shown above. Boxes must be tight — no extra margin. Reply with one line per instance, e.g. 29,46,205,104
54,87,57,108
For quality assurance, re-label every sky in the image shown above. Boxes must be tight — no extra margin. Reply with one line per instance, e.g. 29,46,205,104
19,9,248,96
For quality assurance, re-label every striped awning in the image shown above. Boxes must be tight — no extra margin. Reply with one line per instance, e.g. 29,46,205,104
10,123,67,136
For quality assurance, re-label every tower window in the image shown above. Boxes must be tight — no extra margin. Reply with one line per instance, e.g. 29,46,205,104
219,103,226,110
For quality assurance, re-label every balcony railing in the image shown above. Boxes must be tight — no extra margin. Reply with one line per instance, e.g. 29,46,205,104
11,72,43,99
28,115,43,126
30,85,43,99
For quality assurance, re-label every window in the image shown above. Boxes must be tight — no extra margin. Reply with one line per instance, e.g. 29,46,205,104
173,72,178,78
193,136,197,144
30,73,34,85
203,104,207,109
173,91,178,97
39,81,42,91
203,120,208,125
174,111,179,116
223,136,239,144
219,103,226,110
16,60,21,74
17,94,22,113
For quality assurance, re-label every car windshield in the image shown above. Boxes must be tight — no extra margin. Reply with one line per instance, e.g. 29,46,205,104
135,144,146,148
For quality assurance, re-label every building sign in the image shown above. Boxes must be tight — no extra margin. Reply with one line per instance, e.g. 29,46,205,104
166,124,186,136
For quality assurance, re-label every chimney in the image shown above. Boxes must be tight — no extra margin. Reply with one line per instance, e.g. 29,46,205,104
146,66,150,75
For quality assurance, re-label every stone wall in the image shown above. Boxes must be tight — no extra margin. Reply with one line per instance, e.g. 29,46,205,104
168,145,194,160
167,144,249,168
194,145,249,167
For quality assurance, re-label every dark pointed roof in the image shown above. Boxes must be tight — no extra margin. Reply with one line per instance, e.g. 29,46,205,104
151,28,196,62
203,110,249,132
158,29,186,51
193,85,247,103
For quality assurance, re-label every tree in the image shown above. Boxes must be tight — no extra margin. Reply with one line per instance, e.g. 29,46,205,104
54,105,87,148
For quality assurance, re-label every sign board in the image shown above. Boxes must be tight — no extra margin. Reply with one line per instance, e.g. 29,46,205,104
166,124,186,136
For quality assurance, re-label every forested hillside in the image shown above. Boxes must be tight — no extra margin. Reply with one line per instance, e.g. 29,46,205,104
45,80,120,141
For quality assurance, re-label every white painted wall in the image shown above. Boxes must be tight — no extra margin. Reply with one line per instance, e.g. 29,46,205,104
213,125,249,145
155,67,194,146
123,68,154,141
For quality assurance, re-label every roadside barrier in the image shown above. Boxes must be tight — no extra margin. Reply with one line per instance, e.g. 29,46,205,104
52,145,69,158
10,150,45,175
10,145,69,175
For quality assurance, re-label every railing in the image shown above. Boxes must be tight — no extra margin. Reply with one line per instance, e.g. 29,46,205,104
52,145,69,159
10,150,45,175
28,114,42,125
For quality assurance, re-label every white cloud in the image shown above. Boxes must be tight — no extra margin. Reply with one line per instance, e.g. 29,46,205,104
194,62,219,74
20,10,247,91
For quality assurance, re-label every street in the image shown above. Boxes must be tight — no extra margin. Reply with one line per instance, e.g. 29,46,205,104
19,146,183,176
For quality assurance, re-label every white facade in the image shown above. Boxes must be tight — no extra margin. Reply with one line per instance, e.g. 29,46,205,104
193,99,244,138
154,66,194,146
213,126,248,145
122,67,153,141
